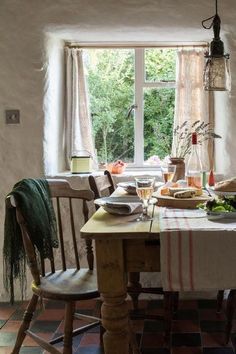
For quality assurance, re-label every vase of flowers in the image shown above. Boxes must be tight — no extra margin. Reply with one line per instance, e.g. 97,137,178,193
170,120,221,182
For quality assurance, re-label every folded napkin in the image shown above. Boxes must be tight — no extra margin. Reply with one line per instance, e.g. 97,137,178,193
104,201,142,215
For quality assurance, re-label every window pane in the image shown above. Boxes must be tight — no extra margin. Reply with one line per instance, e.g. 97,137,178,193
144,88,175,163
84,49,135,165
145,48,176,82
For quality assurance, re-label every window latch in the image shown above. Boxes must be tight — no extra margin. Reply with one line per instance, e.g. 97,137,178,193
126,104,138,119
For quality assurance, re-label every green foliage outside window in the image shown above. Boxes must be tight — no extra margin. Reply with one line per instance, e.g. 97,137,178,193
144,88,175,160
85,48,176,164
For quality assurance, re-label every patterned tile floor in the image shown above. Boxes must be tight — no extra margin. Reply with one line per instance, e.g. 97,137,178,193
0,298,236,353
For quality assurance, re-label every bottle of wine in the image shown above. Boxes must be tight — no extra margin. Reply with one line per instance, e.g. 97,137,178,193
186,132,202,189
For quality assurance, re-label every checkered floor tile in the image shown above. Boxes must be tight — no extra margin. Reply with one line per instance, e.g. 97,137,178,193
0,298,235,353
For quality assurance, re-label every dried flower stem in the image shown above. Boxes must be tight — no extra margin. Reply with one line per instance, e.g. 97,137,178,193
172,120,221,158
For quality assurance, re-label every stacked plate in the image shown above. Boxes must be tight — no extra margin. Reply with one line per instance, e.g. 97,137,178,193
117,182,137,195
117,181,163,195
208,186,236,197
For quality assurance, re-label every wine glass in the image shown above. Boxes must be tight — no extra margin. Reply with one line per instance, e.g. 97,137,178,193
161,164,176,184
135,176,155,221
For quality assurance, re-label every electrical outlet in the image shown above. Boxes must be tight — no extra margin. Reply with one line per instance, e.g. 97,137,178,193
5,110,20,124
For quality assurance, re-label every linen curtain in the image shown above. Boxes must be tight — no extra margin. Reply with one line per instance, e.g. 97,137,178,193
65,48,95,169
173,48,213,170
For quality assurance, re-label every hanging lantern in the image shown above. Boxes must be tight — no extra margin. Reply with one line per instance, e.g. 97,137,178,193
202,0,231,91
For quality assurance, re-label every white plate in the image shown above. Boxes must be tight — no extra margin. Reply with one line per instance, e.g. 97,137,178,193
117,181,163,195
117,182,136,194
208,186,236,196
94,196,140,206
207,210,236,220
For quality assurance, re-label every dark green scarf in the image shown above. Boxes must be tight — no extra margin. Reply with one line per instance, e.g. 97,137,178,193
3,178,58,304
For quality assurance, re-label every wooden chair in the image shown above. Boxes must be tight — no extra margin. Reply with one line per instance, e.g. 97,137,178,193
7,179,101,354
88,171,164,312
216,289,236,344
88,169,115,203
225,290,236,344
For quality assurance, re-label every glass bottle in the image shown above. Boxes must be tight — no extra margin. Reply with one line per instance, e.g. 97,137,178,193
186,132,202,189
208,169,215,186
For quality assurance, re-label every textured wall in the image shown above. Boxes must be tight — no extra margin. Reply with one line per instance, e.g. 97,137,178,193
0,0,236,301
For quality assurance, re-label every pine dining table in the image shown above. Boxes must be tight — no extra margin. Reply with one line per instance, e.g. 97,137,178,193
80,188,163,354
81,187,236,354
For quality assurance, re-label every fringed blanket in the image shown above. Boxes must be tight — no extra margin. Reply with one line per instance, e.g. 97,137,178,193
3,179,58,303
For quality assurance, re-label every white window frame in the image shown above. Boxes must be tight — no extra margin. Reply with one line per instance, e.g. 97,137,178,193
73,42,208,170
133,48,176,168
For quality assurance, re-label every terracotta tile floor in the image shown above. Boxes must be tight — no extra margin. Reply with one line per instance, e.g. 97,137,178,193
0,298,235,353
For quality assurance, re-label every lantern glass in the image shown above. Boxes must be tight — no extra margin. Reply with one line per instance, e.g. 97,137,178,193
203,56,231,91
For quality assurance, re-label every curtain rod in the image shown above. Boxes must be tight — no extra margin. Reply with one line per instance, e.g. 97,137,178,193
65,42,208,49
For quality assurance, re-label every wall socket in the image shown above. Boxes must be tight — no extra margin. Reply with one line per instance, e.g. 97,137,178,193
5,110,20,124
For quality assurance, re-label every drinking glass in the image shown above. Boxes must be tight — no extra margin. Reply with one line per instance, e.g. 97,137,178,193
161,164,176,183
135,176,155,221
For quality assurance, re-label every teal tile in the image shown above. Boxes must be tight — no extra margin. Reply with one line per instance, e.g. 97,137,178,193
0,332,17,346
0,320,6,329
21,348,43,353
31,320,61,333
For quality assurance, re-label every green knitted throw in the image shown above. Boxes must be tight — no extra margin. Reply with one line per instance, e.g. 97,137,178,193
3,179,58,304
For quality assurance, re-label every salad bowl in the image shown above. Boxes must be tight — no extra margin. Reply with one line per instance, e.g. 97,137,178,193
206,211,236,220
198,195,236,220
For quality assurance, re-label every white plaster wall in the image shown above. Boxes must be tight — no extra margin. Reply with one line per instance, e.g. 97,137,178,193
0,0,236,301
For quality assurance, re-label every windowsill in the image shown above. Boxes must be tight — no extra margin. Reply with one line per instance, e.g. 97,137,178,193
48,169,163,178
48,170,224,184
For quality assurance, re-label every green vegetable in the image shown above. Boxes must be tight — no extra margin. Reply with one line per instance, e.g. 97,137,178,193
212,206,227,212
198,195,236,212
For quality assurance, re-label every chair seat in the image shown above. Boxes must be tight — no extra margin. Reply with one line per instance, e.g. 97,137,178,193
32,268,99,301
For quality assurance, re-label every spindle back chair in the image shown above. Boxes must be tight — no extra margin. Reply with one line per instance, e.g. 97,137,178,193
88,170,115,208
7,179,100,354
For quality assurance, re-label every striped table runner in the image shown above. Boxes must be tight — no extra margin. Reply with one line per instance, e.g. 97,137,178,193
159,208,236,291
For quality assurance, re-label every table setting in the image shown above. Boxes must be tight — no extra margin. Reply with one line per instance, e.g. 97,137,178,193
94,178,162,219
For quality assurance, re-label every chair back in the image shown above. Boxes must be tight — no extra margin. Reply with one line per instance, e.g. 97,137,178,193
6,179,94,286
88,170,115,209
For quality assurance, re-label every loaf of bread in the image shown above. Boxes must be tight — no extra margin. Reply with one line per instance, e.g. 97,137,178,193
174,190,196,199
214,178,236,192
169,187,202,197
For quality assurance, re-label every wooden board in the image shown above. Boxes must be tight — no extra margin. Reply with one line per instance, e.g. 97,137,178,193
154,190,211,209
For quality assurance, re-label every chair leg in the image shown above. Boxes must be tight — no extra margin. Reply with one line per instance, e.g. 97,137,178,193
127,272,142,310
164,292,173,346
217,290,224,313
11,294,38,354
225,290,236,344
128,319,141,354
63,302,75,354
85,239,94,270
100,325,105,346
173,292,179,314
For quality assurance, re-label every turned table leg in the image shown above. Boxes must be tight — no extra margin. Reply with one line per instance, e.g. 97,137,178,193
101,292,129,354
95,239,129,354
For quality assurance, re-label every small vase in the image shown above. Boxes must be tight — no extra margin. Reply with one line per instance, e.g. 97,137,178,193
169,157,185,182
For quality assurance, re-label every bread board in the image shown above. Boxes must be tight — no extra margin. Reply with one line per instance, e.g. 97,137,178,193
154,190,211,209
